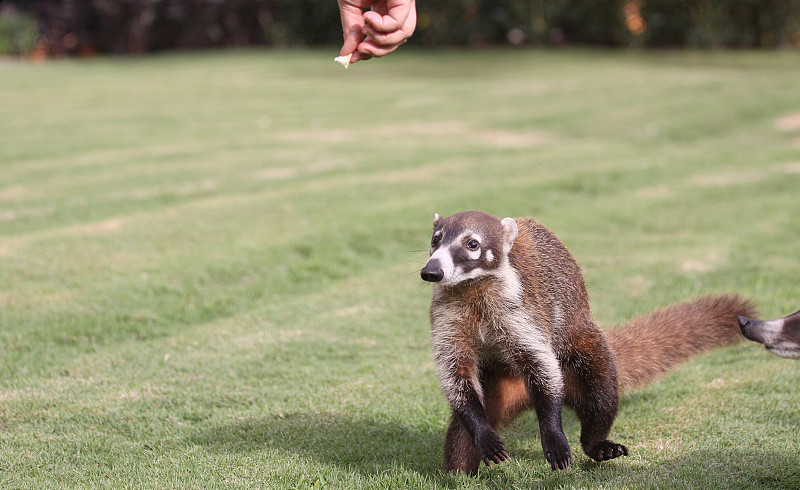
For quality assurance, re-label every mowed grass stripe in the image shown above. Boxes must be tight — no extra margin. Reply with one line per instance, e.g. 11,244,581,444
1,49,799,488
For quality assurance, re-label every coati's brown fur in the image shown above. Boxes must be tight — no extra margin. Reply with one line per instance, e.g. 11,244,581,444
420,211,756,474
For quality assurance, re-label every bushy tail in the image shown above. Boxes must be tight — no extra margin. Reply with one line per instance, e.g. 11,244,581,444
605,294,757,392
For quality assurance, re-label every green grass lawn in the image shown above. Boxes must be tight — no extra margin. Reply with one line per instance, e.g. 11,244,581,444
1,48,799,488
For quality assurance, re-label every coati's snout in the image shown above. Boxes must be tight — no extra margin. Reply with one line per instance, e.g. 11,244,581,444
421,259,444,282
421,211,520,287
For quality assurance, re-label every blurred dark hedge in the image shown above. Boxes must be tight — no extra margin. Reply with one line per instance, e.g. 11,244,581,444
1,0,798,56
642,0,800,48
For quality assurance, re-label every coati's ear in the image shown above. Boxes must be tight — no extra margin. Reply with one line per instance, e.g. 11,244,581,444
501,217,518,251
433,213,441,227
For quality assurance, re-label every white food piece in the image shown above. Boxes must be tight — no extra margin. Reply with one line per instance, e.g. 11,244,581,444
334,53,352,69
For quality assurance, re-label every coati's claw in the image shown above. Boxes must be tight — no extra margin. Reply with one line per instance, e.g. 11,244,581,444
482,451,510,468
476,431,510,467
543,433,572,470
545,451,572,471
588,440,628,461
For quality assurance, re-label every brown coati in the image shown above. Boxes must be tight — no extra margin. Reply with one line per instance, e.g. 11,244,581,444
420,210,756,474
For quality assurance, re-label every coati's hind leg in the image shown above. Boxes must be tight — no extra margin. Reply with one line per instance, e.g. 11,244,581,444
564,332,628,462
444,417,481,474
444,370,529,474
444,394,509,474
483,370,530,430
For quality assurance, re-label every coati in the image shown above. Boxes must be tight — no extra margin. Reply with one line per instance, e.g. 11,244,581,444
420,210,756,474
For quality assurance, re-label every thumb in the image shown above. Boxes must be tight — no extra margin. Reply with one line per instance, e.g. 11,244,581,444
339,4,366,56
341,24,364,57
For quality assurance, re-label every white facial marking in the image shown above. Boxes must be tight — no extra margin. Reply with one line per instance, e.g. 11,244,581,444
756,318,800,359
486,250,494,263
426,230,495,286
427,246,456,282
769,346,800,359
451,266,485,283
754,318,785,344
452,230,482,263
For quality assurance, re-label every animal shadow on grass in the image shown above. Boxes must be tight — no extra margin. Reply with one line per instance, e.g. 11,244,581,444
191,409,800,487
610,449,800,488
191,411,454,482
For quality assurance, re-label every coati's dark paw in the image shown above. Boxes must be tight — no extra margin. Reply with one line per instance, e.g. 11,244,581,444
587,440,628,461
542,432,572,470
475,430,510,468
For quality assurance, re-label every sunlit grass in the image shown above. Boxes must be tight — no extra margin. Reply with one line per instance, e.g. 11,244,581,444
1,48,799,488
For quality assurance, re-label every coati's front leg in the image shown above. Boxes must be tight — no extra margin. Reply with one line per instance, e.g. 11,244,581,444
442,365,510,474
444,387,510,473
443,335,574,472
517,354,573,471
525,378,572,470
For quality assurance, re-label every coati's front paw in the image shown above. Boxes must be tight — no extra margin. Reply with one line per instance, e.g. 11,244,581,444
475,429,510,467
542,432,572,470
587,440,628,461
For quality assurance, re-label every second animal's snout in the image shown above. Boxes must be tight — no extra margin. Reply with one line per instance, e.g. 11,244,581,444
738,315,759,341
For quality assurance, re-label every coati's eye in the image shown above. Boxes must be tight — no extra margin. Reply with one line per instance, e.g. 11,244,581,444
431,235,441,247
466,239,480,251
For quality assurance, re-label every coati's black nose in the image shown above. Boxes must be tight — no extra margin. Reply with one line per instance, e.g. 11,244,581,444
421,261,444,282
738,316,751,329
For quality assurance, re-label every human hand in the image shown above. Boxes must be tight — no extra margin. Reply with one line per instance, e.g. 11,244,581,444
337,0,416,64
